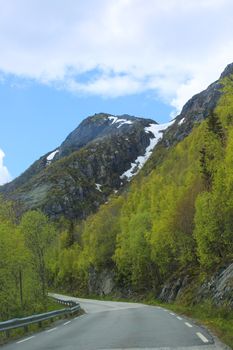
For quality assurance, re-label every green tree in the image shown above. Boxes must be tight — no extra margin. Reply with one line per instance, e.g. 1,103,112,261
19,210,56,298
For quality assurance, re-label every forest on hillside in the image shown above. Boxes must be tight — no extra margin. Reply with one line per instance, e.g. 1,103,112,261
1,75,233,320
53,75,233,294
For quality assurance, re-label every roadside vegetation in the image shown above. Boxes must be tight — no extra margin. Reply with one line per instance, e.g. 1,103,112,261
0,201,58,321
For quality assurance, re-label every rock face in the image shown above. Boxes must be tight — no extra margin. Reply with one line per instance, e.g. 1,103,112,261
158,275,190,303
0,113,162,219
195,263,233,307
88,268,116,296
158,264,233,308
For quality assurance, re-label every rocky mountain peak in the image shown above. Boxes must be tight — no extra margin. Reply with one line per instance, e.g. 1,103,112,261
0,113,164,219
59,113,155,158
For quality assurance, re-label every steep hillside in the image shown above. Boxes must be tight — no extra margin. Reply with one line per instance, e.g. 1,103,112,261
48,64,233,309
142,63,233,174
0,114,172,219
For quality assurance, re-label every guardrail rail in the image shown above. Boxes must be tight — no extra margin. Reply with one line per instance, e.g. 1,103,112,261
0,297,81,337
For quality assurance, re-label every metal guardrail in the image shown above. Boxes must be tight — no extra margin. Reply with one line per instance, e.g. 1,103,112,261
0,298,80,335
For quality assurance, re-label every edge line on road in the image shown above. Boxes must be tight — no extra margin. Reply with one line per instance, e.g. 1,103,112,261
17,336,35,344
196,332,209,343
46,327,57,333
185,322,193,328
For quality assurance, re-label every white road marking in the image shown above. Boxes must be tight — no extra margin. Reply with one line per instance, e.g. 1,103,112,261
185,322,193,328
177,316,183,320
17,336,35,344
64,321,71,325
196,332,209,343
46,327,57,333
170,312,175,315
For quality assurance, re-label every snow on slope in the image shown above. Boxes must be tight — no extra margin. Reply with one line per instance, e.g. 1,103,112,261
47,149,59,164
108,116,133,128
120,121,173,180
178,117,185,125
95,183,102,192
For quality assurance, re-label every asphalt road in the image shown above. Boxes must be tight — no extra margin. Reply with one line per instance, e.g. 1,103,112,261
2,293,226,350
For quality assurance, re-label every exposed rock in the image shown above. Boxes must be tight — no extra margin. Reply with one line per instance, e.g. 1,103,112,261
158,264,233,308
220,62,233,79
195,263,233,307
88,268,115,296
162,78,222,148
158,275,190,303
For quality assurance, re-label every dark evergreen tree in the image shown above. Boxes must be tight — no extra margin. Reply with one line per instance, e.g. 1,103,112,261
207,112,225,143
199,147,212,190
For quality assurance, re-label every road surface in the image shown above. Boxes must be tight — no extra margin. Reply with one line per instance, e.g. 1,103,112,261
2,293,226,350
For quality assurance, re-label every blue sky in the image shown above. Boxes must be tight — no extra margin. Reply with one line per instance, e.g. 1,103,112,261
1,0,233,183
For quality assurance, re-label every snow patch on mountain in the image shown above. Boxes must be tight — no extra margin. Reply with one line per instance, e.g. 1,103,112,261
108,116,133,128
178,118,185,125
47,149,59,165
95,183,102,192
120,121,173,180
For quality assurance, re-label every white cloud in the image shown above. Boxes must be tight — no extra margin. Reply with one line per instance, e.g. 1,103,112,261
0,0,233,114
0,149,11,185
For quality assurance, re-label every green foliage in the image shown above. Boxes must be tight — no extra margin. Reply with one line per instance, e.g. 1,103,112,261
80,196,122,268
19,210,56,297
207,112,225,142
215,75,233,127
113,124,208,290
194,133,233,268
0,201,58,320
50,196,124,293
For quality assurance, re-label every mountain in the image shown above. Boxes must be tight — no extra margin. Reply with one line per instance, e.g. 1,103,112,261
2,64,233,220
0,113,173,219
